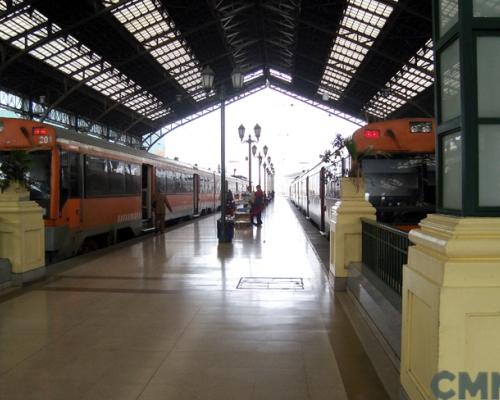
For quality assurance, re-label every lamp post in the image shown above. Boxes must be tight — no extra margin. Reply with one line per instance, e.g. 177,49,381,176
238,123,261,190
257,153,262,186
262,161,267,194
265,156,271,194
202,65,243,243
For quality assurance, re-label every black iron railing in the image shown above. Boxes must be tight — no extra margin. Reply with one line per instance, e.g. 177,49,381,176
361,218,410,295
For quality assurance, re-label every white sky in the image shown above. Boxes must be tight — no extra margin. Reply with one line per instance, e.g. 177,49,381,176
156,88,361,193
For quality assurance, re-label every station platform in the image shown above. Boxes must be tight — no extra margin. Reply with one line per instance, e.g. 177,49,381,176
0,196,397,400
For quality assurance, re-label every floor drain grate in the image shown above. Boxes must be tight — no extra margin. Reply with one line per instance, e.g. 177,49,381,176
237,277,304,290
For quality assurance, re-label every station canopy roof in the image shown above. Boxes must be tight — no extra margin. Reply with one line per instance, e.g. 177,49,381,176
0,0,434,148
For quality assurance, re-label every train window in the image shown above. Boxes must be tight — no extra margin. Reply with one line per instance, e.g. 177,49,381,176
155,168,167,193
175,172,183,192
14,150,51,217
126,163,141,194
60,151,81,209
165,170,174,193
85,156,108,197
410,121,432,133
108,160,125,195
184,173,193,192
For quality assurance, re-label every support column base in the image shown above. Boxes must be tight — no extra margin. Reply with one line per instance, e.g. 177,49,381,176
11,265,46,285
329,269,347,291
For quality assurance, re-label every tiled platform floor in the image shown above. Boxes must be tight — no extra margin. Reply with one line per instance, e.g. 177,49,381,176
0,197,390,400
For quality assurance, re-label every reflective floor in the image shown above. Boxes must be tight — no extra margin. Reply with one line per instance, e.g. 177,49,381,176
0,197,389,399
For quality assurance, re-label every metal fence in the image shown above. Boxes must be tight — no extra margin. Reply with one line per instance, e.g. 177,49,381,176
361,218,410,295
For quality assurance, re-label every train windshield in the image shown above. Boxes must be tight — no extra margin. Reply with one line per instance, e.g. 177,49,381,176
362,157,434,205
0,150,51,217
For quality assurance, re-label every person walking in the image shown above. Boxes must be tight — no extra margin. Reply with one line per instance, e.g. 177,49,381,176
251,185,264,226
153,191,173,234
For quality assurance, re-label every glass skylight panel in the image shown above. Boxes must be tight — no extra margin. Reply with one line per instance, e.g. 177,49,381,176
318,88,340,101
244,69,264,83
366,39,434,118
270,69,292,83
107,0,206,101
318,0,397,99
0,1,170,120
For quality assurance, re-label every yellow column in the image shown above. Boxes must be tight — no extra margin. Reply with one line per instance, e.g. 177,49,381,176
0,183,45,283
401,214,500,399
329,177,376,289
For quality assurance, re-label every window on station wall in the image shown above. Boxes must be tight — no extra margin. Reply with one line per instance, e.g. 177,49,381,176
440,39,461,122
474,0,500,16
439,0,458,37
477,37,500,118
478,125,500,206
442,131,462,209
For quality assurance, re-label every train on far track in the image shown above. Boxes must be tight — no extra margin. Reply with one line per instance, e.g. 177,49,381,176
0,117,245,261
290,118,436,234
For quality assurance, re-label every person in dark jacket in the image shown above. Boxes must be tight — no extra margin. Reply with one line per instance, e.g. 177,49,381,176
251,185,264,226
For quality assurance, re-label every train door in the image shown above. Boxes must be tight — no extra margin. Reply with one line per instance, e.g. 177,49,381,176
306,176,310,218
320,168,325,232
193,174,200,215
142,164,152,222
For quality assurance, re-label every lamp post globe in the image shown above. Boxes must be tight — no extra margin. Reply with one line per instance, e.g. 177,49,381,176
201,65,214,92
231,68,244,90
263,145,268,156
238,124,245,141
254,124,261,141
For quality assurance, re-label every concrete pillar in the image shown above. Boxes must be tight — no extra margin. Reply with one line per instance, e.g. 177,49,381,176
400,3,500,398
0,182,45,284
329,177,376,290
401,214,500,399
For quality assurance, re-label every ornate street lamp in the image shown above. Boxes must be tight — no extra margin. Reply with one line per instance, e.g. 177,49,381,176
238,123,262,190
201,64,244,243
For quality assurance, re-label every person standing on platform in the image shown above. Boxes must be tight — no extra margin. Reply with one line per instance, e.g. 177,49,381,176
241,185,252,209
251,185,264,226
225,188,235,216
153,191,173,234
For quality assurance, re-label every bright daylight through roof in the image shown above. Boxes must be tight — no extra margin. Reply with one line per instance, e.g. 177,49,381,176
151,88,360,194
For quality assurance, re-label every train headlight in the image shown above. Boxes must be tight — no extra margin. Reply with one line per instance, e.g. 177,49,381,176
364,129,380,139
33,126,48,135
0,121,4,133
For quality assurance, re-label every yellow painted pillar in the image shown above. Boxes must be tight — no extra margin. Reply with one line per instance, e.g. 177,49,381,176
329,177,376,289
0,182,45,284
401,214,500,399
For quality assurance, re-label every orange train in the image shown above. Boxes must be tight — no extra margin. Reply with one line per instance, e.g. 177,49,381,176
0,118,245,260
290,118,436,233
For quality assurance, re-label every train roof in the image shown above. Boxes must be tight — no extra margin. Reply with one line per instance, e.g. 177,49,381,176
55,126,227,178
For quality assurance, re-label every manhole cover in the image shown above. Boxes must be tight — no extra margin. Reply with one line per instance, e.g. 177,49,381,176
237,277,304,290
